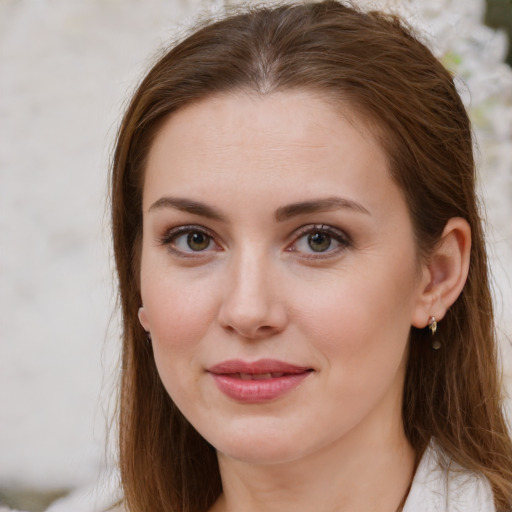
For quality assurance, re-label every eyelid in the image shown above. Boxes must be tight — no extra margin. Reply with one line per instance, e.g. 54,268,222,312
157,223,351,259
287,224,352,257
158,224,222,257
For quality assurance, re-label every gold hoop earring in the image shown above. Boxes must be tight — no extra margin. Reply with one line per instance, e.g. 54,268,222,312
428,316,441,350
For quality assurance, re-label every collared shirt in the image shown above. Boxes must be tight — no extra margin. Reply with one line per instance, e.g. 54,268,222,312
403,441,496,512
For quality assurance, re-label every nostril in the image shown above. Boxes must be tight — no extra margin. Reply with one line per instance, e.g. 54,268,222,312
220,321,282,340
217,292,288,339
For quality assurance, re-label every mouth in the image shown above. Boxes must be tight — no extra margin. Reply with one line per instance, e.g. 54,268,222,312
207,359,313,403
229,372,294,380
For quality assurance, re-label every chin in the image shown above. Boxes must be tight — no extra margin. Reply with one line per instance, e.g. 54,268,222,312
203,421,314,466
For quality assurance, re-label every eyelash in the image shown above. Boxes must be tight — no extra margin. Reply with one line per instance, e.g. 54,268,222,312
158,224,351,259
286,224,351,259
158,225,221,258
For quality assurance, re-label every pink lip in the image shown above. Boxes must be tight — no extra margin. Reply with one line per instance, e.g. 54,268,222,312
207,359,313,403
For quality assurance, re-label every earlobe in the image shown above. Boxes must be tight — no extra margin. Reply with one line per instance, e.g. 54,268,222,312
412,217,471,328
138,306,150,331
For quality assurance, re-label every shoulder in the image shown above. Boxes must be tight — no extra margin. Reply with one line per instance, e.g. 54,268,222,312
403,440,496,512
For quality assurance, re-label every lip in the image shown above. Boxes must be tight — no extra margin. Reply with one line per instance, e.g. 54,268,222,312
207,359,313,403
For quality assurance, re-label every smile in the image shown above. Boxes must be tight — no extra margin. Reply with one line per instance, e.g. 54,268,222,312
237,372,286,380
207,359,313,403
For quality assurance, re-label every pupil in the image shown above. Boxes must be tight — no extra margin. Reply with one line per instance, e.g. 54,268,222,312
308,232,331,252
187,232,209,251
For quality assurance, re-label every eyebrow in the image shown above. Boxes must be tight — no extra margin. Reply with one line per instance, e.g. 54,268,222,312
275,197,370,222
148,197,227,222
148,195,370,222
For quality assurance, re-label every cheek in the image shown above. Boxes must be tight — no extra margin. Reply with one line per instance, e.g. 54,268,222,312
140,269,220,384
292,275,412,430
142,262,216,332
292,256,417,374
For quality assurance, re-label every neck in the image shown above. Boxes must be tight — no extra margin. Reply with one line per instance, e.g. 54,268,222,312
210,417,415,512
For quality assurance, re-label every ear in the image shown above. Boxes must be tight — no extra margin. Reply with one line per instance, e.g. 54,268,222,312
412,217,471,328
138,306,150,331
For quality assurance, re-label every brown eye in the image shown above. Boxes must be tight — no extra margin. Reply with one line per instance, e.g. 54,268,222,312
307,232,331,252
288,224,350,258
187,232,211,251
160,225,222,260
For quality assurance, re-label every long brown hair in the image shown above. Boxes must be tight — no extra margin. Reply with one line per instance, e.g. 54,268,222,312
110,2,512,511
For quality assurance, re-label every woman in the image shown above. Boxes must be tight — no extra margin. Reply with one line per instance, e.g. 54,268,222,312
110,1,512,511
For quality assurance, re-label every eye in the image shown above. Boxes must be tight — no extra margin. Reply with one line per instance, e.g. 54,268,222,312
288,224,351,257
159,225,220,256
181,231,211,251
306,232,332,252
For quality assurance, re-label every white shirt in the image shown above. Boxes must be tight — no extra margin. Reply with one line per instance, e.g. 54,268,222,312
403,441,496,512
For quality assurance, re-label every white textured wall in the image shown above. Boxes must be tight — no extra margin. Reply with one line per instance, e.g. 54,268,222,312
0,0,210,490
0,0,511,494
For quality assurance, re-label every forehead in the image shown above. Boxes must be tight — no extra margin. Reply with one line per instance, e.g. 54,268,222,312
144,91,390,194
151,90,381,146
142,92,412,245
142,90,414,254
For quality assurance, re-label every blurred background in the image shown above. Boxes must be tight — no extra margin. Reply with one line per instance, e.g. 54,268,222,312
1,0,511,510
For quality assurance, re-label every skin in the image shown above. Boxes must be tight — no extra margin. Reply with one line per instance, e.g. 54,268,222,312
138,91,471,512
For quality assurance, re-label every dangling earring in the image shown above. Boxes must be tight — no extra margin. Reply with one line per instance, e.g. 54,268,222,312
146,331,152,343
428,316,440,350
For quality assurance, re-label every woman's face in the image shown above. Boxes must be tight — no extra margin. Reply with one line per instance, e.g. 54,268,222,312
138,91,428,464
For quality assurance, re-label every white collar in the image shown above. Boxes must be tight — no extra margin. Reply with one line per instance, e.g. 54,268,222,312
403,440,496,512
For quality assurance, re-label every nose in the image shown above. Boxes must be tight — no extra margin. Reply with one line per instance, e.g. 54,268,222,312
217,249,288,339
